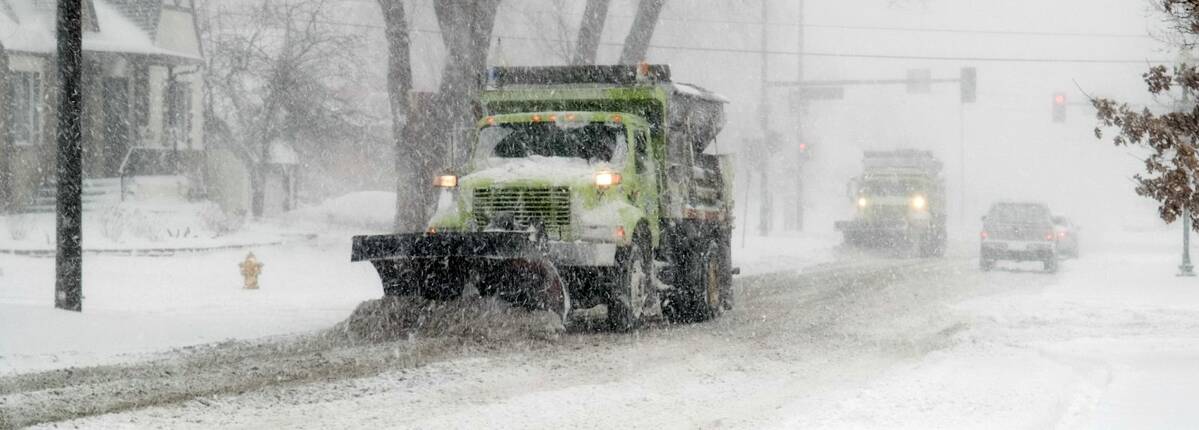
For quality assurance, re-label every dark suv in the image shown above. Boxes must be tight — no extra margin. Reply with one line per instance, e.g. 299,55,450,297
980,202,1058,272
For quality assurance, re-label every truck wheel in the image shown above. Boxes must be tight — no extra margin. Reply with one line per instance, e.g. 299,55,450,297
719,239,734,311
979,258,995,271
608,229,651,332
698,241,725,320
924,224,947,258
1043,256,1058,274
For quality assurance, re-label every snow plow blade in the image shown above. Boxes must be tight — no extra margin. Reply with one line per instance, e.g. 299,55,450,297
351,232,570,323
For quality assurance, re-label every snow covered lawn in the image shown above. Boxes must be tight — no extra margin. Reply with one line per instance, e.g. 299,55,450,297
0,240,381,375
0,192,403,375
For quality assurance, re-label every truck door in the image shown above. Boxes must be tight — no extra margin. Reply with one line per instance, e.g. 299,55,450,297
633,128,661,235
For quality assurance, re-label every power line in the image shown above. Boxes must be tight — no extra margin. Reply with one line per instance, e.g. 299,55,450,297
210,12,1169,65
500,7,1154,40
800,23,1152,39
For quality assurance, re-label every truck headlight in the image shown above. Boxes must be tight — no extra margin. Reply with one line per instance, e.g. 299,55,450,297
857,197,868,208
910,194,927,210
433,174,458,188
594,171,622,188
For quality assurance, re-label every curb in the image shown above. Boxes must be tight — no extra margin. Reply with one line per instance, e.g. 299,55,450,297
0,240,293,258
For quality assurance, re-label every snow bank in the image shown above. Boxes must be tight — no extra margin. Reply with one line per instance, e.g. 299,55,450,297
331,295,564,344
0,201,274,252
283,191,396,232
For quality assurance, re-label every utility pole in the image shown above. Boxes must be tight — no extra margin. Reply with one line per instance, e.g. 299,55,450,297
959,98,966,229
55,0,84,311
757,0,772,236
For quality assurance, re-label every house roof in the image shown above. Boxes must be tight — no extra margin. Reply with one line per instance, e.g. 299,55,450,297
0,0,199,62
105,0,160,35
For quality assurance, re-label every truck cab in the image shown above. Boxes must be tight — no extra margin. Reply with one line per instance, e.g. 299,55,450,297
836,150,947,256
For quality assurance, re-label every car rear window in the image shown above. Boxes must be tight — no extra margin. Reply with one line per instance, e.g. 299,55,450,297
988,203,1050,223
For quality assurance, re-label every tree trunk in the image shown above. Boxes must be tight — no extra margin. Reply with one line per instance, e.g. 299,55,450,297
433,0,501,167
378,0,423,232
572,0,611,65
619,0,666,64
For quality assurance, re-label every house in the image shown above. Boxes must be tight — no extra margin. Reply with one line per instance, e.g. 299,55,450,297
0,0,205,211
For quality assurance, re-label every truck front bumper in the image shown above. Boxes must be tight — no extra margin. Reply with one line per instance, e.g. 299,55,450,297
351,232,618,267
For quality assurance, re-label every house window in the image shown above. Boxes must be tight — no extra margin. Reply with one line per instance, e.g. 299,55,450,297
7,72,41,147
165,81,192,149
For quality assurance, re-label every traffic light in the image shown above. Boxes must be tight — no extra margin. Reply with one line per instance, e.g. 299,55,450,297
799,142,811,161
1052,92,1067,123
960,67,977,103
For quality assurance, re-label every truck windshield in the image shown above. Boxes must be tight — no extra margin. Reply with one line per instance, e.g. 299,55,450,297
860,180,920,196
478,123,625,163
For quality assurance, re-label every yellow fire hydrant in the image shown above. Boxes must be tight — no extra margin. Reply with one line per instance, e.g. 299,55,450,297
240,252,264,290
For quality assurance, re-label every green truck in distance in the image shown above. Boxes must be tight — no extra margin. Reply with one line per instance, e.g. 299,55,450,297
352,65,735,331
835,150,947,257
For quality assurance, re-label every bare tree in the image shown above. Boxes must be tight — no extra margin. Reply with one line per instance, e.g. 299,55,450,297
572,0,611,65
619,0,666,64
200,0,371,217
376,0,424,231
522,0,577,64
432,0,501,165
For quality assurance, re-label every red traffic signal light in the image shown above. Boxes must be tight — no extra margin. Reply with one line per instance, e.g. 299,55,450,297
799,143,808,152
1052,92,1067,123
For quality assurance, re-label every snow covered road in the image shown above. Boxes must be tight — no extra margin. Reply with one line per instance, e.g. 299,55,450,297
7,231,1199,428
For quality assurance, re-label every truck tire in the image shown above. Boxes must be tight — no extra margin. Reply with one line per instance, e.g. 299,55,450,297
979,256,995,272
1043,256,1058,274
719,237,734,311
663,241,724,323
698,241,725,319
608,228,652,331
923,222,947,258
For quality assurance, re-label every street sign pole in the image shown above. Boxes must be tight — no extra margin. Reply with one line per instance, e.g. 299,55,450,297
1181,209,1195,277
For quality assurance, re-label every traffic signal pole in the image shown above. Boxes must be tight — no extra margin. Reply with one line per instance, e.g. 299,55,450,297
792,0,806,232
55,0,83,312
757,0,772,236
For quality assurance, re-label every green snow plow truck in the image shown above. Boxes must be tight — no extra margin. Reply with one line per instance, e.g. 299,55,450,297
352,65,735,330
835,150,947,257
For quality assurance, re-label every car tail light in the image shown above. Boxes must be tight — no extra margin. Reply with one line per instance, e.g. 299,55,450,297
1058,231,1067,239
1045,231,1055,241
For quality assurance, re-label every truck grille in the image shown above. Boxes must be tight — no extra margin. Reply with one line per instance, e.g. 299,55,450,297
473,186,572,238
864,205,908,226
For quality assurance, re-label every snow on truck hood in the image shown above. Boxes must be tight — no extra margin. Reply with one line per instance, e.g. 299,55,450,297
464,156,616,186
